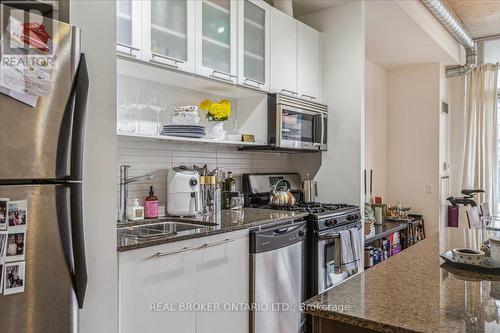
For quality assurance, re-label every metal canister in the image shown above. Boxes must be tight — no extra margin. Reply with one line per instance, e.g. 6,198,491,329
364,246,374,267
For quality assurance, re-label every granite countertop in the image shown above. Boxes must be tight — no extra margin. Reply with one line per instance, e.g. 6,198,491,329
304,227,500,333
117,208,308,252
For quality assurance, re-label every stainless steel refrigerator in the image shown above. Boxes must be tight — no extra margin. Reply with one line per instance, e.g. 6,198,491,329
0,5,89,332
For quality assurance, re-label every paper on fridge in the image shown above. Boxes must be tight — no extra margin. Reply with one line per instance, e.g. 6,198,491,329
0,15,58,106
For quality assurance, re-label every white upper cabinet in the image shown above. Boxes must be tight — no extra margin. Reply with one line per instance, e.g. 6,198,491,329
195,0,238,84
238,0,270,91
269,7,298,96
298,22,321,101
115,1,321,97
144,0,196,72
116,0,142,58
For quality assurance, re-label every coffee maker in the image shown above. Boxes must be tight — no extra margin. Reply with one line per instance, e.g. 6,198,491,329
167,166,200,216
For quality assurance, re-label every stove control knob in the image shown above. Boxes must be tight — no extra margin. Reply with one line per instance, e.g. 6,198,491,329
190,178,198,187
347,214,359,221
325,218,337,226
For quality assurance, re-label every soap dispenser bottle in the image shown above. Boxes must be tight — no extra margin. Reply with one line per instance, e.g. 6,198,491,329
128,198,144,221
145,186,159,219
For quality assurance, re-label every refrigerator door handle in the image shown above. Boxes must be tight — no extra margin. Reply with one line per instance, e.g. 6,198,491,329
69,182,88,309
55,182,88,309
55,53,89,181
70,54,89,181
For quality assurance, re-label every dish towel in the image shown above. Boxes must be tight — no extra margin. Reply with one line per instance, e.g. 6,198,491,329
334,228,362,276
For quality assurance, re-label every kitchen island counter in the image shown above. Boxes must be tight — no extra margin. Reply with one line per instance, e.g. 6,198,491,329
117,208,308,252
303,227,500,333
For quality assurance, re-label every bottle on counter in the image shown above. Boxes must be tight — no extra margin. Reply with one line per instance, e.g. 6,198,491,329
128,198,144,221
224,171,236,192
200,176,208,214
145,185,159,219
212,176,222,224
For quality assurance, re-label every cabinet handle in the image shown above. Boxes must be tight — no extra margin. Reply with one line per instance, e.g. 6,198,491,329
243,78,264,88
211,70,237,83
154,246,193,258
198,238,234,249
151,53,184,69
117,43,140,57
301,94,317,100
281,89,298,96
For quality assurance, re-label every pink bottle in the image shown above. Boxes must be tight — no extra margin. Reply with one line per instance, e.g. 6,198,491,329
145,186,159,219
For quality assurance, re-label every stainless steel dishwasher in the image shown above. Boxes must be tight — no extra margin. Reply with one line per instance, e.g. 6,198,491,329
250,220,307,333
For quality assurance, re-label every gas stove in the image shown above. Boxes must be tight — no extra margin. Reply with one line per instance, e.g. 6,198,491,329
242,173,361,229
252,201,358,218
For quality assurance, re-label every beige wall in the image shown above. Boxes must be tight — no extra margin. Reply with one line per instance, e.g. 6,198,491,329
70,1,118,333
299,1,365,206
365,60,388,200
387,63,441,236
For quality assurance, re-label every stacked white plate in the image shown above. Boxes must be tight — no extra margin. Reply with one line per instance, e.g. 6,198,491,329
160,125,207,138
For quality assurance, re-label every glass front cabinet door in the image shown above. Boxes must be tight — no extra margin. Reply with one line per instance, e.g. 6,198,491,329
117,0,142,58
195,0,238,84
238,0,270,91
143,0,196,72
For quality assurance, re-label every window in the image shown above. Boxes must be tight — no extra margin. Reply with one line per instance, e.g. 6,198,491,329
497,98,500,213
483,39,500,213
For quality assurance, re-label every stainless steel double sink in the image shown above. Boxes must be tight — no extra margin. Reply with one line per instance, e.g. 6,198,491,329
117,220,216,240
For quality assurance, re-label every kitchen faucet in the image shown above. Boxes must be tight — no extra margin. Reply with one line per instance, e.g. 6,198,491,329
118,165,154,222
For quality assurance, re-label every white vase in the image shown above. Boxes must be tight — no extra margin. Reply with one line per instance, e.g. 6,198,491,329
209,121,225,140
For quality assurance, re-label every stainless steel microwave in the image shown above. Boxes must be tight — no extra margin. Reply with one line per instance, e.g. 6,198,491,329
268,93,328,151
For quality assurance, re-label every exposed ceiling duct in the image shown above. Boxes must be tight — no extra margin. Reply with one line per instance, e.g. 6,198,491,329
420,0,477,77
272,0,293,17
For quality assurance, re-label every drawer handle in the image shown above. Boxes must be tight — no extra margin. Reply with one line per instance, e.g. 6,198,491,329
301,94,317,100
154,246,193,258
244,78,263,88
199,238,234,249
151,53,184,69
117,43,140,57
211,70,237,83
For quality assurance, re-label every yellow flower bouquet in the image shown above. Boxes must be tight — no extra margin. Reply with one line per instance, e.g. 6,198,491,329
199,98,232,121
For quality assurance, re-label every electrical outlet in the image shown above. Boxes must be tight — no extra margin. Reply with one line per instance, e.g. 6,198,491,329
426,184,432,194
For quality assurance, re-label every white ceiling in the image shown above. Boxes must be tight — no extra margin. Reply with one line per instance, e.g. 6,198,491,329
366,1,459,69
293,0,346,17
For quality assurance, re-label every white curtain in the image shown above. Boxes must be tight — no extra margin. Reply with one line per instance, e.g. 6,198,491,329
462,64,498,214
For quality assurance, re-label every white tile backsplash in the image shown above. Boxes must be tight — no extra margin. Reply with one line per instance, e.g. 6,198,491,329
117,136,294,209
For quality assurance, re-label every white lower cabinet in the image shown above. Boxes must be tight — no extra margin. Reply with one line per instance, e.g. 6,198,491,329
119,229,249,333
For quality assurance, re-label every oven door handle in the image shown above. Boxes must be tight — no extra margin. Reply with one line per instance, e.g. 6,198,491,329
318,224,362,241
319,233,339,241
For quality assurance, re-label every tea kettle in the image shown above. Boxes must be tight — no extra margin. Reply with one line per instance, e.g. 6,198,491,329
269,179,296,207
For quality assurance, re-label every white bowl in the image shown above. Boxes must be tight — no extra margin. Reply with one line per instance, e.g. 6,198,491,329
452,248,485,265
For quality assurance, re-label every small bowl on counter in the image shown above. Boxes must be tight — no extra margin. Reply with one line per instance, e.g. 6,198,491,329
452,248,485,265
